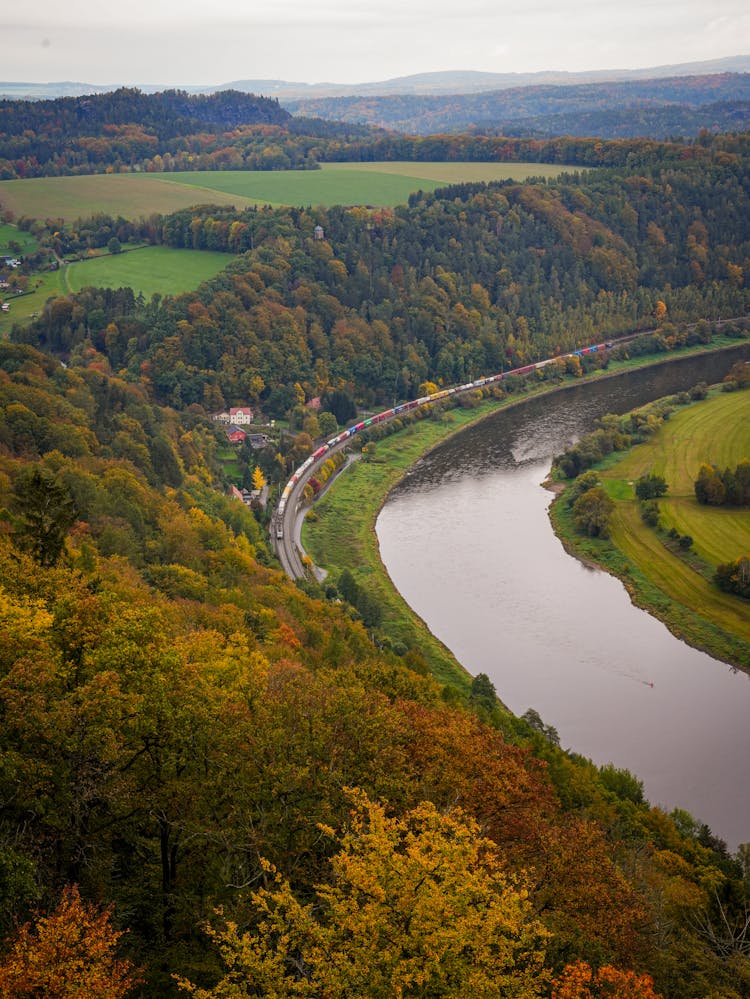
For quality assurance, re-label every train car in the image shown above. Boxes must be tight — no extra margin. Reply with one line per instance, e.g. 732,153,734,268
313,445,329,460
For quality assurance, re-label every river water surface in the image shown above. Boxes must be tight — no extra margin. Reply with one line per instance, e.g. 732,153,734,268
377,348,750,849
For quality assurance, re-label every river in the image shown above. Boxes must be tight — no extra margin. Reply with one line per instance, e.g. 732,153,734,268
377,347,750,850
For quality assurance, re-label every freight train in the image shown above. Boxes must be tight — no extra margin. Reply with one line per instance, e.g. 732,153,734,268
274,340,610,535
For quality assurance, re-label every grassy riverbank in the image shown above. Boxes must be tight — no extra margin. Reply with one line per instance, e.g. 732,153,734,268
302,337,750,687
550,386,750,670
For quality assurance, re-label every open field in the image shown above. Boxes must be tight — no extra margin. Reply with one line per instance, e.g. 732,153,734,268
0,162,575,221
0,245,232,335
0,222,37,255
325,161,576,182
0,271,67,333
603,389,750,569
65,245,231,298
0,174,260,223
554,387,750,664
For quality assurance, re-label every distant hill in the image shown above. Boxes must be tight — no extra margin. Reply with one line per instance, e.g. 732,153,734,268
496,100,750,140
0,87,291,139
283,73,750,137
2,54,749,101
221,56,750,99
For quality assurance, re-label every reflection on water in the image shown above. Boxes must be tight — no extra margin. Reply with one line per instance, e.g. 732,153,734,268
377,348,750,849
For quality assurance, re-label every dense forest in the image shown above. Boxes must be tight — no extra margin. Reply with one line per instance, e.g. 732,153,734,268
0,88,376,179
3,103,750,995
4,81,750,179
11,131,750,417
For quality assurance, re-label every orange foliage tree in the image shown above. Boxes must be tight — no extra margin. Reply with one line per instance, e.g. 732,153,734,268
0,884,139,999
552,960,660,999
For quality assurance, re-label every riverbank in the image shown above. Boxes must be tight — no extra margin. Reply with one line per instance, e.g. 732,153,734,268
548,384,750,671
302,336,750,689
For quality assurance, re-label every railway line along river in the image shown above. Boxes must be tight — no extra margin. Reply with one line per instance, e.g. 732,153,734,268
376,346,750,851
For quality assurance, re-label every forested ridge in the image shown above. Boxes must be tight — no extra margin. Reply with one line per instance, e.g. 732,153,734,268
5,80,750,179
3,115,750,995
12,131,750,415
286,72,750,135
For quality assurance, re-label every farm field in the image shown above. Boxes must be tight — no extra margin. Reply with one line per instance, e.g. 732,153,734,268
600,388,750,645
0,162,574,221
65,245,231,297
0,174,259,223
0,245,232,335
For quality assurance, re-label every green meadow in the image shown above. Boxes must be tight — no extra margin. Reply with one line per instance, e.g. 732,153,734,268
0,222,38,255
569,388,750,663
0,245,232,335
0,162,574,221
0,174,257,223
65,245,231,297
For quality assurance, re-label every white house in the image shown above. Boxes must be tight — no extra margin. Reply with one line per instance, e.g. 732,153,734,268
228,407,254,425
212,406,254,425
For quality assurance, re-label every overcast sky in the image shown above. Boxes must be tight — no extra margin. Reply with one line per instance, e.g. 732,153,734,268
3,0,749,87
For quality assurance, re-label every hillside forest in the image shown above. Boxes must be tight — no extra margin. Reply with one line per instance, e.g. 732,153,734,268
1,89,750,997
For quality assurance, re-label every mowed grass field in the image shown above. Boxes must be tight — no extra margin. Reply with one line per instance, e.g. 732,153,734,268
0,245,232,335
601,389,750,645
0,162,574,221
66,245,231,298
0,174,259,223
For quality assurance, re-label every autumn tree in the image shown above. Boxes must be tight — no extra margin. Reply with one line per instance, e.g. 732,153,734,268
552,960,660,999
0,884,139,998
178,791,550,998
252,465,266,492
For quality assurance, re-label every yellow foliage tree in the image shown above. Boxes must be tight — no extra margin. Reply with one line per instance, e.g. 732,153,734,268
178,791,549,998
252,466,266,492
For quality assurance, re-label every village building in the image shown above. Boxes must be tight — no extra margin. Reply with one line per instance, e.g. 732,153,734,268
225,425,246,444
248,433,271,448
212,406,254,425
228,407,254,425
